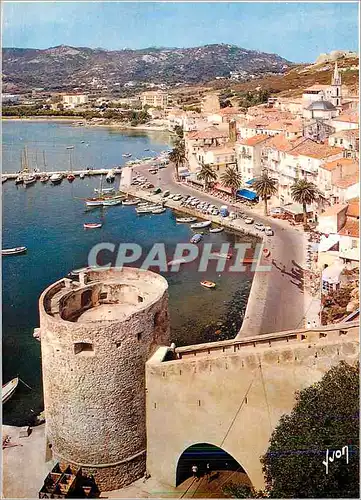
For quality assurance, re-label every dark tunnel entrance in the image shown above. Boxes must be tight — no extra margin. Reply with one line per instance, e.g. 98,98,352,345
176,443,246,486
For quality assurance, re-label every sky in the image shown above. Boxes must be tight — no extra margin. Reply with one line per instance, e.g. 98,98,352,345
2,1,359,62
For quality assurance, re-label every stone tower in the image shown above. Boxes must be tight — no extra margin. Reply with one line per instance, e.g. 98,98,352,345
39,267,170,491
331,61,342,108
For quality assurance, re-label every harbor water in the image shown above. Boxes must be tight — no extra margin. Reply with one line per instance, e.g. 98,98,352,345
2,121,258,425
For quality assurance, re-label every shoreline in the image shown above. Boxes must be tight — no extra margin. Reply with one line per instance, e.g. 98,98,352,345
2,116,172,133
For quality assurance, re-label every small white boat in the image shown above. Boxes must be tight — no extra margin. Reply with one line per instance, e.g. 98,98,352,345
122,153,132,158
23,174,37,186
50,173,63,185
152,207,166,214
2,377,19,404
2,176,8,184
79,172,85,179
168,258,188,266
136,207,153,214
122,199,140,206
40,175,50,183
66,146,75,150
15,176,24,185
84,223,102,229
94,187,115,194
102,199,122,206
85,199,104,207
200,281,216,289
2,246,27,256
209,227,224,233
190,234,203,244
190,220,212,229
176,217,197,223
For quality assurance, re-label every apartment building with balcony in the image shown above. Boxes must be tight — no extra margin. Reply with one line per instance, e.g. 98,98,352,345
235,134,270,182
185,126,229,173
141,91,168,109
196,145,236,179
62,94,89,109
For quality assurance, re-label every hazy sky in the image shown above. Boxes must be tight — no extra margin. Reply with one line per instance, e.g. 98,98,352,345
2,1,359,62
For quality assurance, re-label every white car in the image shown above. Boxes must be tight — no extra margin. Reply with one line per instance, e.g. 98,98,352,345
229,212,237,220
255,223,265,231
173,194,182,201
265,227,274,236
245,217,254,224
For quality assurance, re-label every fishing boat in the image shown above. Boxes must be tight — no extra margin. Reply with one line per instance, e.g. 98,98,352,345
168,258,188,266
84,223,102,229
50,173,63,185
175,217,197,223
2,176,8,184
2,377,19,404
94,187,115,194
200,281,216,289
66,146,75,150
209,227,224,233
190,220,212,229
136,206,153,214
122,198,140,206
152,207,166,214
122,153,132,158
2,246,27,256
85,198,104,207
190,234,203,244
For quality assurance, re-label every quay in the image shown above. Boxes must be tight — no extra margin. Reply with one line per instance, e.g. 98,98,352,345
2,168,122,180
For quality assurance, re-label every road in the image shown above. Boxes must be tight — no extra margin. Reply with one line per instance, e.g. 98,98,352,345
133,163,319,336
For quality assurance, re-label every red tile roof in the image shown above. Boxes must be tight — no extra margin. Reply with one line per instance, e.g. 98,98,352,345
338,218,359,238
288,139,343,159
320,158,358,172
347,198,360,218
187,127,229,140
238,134,269,147
332,173,359,189
329,128,359,139
334,112,359,124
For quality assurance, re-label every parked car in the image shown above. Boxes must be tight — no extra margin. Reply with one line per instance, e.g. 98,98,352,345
245,217,254,224
255,223,265,231
265,227,274,236
173,194,183,201
162,190,170,198
229,212,237,220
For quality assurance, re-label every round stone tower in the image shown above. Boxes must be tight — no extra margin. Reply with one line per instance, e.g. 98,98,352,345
39,267,170,491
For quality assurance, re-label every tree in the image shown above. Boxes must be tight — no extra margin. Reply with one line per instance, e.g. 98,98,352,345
197,163,217,189
290,178,322,226
174,125,184,139
261,361,359,498
223,483,266,498
221,167,243,199
169,141,185,181
252,170,278,216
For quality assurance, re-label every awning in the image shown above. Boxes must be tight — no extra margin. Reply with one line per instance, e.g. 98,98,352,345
236,189,258,201
214,183,232,195
283,203,313,215
322,262,345,284
246,178,256,186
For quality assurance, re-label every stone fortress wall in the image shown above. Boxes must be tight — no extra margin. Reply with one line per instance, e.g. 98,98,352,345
145,321,359,490
39,267,170,491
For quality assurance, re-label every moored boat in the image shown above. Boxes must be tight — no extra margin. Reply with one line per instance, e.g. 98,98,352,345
23,174,37,186
200,281,216,289
190,220,212,229
2,246,27,256
152,207,166,214
67,173,75,182
50,173,63,185
176,217,197,223
122,153,132,158
209,227,224,233
15,176,24,185
122,198,140,206
2,377,19,404
190,233,203,244
2,176,8,184
102,199,122,206
83,223,102,229
94,187,115,194
79,172,85,179
40,175,50,183
66,146,75,150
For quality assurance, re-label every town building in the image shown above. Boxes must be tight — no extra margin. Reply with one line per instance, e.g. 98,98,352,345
317,158,359,204
236,134,270,182
201,93,221,114
62,94,89,109
184,126,230,174
141,91,168,109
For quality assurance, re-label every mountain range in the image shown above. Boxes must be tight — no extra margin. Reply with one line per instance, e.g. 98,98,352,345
2,44,291,91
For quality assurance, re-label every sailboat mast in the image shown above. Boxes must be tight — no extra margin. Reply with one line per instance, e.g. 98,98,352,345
43,151,47,172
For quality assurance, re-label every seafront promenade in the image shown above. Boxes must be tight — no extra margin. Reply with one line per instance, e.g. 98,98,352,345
120,163,321,336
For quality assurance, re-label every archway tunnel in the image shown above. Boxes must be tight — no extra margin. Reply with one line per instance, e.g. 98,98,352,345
176,443,247,487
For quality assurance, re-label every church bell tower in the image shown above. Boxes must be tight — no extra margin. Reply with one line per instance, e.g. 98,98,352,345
331,61,342,108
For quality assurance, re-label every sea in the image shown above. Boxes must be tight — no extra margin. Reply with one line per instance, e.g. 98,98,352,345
2,120,258,425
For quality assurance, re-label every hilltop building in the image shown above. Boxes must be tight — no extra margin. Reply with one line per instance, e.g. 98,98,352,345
141,91,168,109
62,94,88,109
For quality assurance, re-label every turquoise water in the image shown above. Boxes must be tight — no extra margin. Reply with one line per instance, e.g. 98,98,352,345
2,121,257,425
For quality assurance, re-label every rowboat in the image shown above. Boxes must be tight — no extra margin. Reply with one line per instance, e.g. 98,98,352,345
2,246,27,256
168,258,188,266
15,176,24,185
122,153,132,158
66,146,74,150
209,227,224,233
40,175,50,183
190,220,212,229
83,223,102,229
2,377,19,404
122,199,140,206
176,217,197,223
152,208,166,214
190,234,203,244
200,281,216,289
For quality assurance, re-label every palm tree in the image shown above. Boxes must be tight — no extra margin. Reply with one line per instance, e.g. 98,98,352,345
197,163,217,190
290,178,321,226
252,170,278,216
169,140,185,181
221,167,243,199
